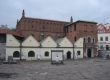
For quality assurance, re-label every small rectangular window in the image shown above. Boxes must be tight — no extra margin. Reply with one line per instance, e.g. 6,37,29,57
105,36,108,41
100,37,103,41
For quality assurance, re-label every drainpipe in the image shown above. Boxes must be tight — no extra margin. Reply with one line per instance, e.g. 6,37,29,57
73,46,74,59
73,44,77,59
20,41,22,60
73,44,74,59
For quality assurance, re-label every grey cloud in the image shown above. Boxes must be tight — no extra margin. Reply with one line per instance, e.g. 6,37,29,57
0,0,110,28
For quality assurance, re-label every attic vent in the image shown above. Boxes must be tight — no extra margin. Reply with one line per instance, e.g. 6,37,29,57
40,32,44,36
57,33,60,36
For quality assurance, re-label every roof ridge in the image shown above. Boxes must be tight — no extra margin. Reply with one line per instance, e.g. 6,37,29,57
23,17,69,23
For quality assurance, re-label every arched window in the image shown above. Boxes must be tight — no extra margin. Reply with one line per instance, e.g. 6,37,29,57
77,51,80,55
45,51,49,56
13,51,20,57
28,51,35,57
88,37,91,43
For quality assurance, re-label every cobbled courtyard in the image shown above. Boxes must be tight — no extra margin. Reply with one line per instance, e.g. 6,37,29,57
0,58,110,80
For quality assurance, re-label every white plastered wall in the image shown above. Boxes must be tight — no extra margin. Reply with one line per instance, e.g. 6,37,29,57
21,48,73,60
6,48,20,60
74,38,84,58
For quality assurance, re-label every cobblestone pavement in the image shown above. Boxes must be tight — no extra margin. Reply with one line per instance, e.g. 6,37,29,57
0,58,110,80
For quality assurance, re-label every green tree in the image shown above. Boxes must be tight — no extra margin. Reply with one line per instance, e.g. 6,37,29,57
11,27,16,31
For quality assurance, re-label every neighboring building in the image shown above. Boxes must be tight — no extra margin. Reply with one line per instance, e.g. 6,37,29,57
0,28,23,59
97,23,110,57
102,23,110,29
65,20,98,58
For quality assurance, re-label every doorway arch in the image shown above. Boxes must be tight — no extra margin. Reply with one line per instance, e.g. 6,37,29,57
87,48,91,58
67,51,71,59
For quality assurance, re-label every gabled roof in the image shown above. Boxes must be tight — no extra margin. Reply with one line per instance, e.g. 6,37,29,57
22,35,39,46
56,37,73,47
39,36,48,44
55,38,64,44
97,24,110,33
74,20,97,24
22,17,69,23
39,36,57,47
0,28,23,37
65,20,97,27
102,23,110,29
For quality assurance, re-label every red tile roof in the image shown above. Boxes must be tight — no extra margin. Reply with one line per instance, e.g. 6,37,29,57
0,28,23,37
97,24,110,33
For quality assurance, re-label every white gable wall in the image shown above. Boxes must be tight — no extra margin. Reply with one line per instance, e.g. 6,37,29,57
41,36,57,47
6,34,20,60
6,34,20,46
22,35,39,47
74,38,83,47
59,37,73,47
6,48,20,60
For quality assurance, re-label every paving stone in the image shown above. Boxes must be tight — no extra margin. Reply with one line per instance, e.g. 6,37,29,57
0,58,110,80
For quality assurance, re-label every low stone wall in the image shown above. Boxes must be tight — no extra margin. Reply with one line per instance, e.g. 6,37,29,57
0,43,6,59
98,50,110,58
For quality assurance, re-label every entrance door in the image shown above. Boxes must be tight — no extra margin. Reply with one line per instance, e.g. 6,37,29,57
87,48,91,58
67,51,71,59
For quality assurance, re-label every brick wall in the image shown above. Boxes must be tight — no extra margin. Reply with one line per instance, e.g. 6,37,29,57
16,17,70,41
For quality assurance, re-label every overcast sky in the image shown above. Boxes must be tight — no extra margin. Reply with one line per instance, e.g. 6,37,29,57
0,0,110,28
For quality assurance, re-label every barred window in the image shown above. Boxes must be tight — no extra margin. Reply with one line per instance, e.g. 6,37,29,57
45,51,49,56
13,51,20,57
28,51,35,57
77,51,80,55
